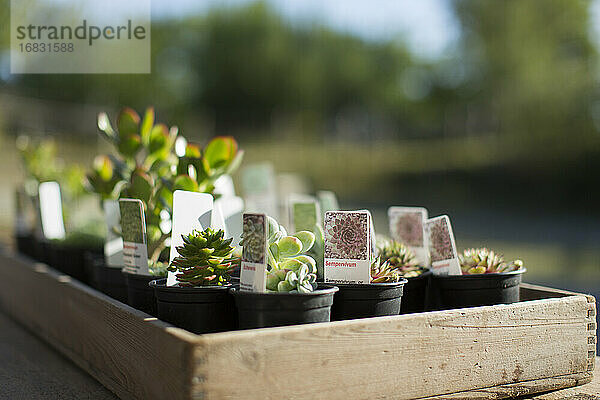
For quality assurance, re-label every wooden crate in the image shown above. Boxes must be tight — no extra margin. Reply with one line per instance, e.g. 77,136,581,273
0,248,595,400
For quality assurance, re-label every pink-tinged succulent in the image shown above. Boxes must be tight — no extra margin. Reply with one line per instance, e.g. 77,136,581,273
459,248,524,274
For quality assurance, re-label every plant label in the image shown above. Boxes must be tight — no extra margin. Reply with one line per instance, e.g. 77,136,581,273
424,215,461,276
241,163,278,220
103,200,124,268
167,190,214,286
213,174,236,198
317,190,339,219
38,181,66,240
119,199,149,275
214,196,244,247
388,206,430,267
240,213,268,292
289,194,321,233
324,210,372,284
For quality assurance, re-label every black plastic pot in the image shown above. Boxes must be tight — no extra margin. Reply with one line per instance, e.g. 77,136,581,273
400,270,432,314
331,279,407,321
14,233,36,259
231,284,339,329
94,263,128,303
432,269,526,309
150,279,236,334
46,243,100,284
124,272,158,315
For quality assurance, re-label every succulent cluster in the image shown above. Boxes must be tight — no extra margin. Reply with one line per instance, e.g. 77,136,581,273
377,240,426,278
262,217,317,293
370,257,401,283
168,228,237,286
86,107,243,270
459,248,524,274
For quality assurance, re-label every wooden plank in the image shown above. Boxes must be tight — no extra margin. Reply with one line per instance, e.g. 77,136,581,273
0,247,595,400
0,248,198,400
527,358,600,399
195,295,595,399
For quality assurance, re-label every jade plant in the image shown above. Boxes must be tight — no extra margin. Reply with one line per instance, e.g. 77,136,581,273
86,106,243,275
459,248,524,275
243,216,318,293
377,240,427,278
168,228,238,286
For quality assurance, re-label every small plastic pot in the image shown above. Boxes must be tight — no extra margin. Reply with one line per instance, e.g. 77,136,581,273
46,243,100,284
150,279,236,334
15,233,36,259
93,262,128,303
331,279,407,321
231,285,339,329
400,270,432,314
124,272,158,315
432,269,526,309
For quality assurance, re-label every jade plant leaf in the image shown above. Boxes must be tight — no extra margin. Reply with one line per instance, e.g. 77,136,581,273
117,134,142,157
204,136,237,170
130,170,154,203
140,107,155,146
117,107,140,138
173,174,199,192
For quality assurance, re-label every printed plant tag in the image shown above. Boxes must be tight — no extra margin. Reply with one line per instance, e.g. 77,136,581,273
240,213,268,292
289,195,321,233
119,199,149,275
214,196,244,247
424,215,461,276
324,210,372,284
103,200,124,268
388,206,429,267
317,190,339,218
241,163,278,219
38,181,66,240
167,190,214,286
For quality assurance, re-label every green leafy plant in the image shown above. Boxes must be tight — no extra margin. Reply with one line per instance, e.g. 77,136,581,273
168,228,237,286
459,248,524,274
246,216,317,293
377,240,427,278
86,107,243,272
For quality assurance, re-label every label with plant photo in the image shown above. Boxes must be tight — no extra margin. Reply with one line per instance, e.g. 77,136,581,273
240,213,268,292
388,206,429,267
290,196,321,232
324,210,372,284
424,215,461,275
118,199,149,275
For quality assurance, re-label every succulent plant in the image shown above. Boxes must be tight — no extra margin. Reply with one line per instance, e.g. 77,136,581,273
246,216,317,293
377,240,427,278
370,257,401,283
86,107,243,271
168,228,237,286
459,248,524,274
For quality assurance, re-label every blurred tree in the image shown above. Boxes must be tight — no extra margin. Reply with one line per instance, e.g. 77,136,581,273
451,0,598,147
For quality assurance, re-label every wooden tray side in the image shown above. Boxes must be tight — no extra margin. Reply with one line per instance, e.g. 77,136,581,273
195,293,595,399
0,250,197,400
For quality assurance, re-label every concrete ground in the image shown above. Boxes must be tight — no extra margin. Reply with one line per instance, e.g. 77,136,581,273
0,311,116,400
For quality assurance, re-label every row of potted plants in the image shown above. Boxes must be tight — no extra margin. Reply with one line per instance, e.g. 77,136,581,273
13,105,526,335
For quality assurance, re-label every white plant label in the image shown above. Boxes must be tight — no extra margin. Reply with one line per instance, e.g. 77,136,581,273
118,199,149,275
38,181,66,240
103,200,124,268
213,174,236,198
289,194,320,233
316,190,339,219
167,190,214,286
240,213,268,292
388,206,430,267
214,196,244,247
324,210,372,284
424,215,461,276
241,163,278,219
